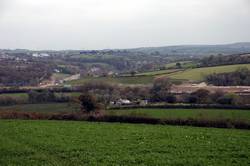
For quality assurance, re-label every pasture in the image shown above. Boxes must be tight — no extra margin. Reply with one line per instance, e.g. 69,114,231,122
0,93,28,99
0,92,81,100
67,63,250,85
67,75,154,85
135,69,181,76
165,61,195,69
0,120,249,165
0,103,78,113
167,64,250,81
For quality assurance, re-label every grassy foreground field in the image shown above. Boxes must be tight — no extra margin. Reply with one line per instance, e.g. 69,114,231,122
0,120,250,166
108,108,250,122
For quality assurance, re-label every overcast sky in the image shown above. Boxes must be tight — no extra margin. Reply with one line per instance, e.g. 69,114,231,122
0,0,249,50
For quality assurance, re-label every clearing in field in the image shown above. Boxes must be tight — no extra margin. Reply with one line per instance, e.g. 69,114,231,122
0,120,249,166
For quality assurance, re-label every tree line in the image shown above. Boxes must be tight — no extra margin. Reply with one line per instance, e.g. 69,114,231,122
1,78,250,108
199,53,250,67
206,68,250,86
0,59,53,86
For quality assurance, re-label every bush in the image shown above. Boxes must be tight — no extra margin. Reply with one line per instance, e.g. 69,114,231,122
79,93,101,112
186,95,198,104
0,96,17,106
216,93,239,105
28,90,56,103
150,77,172,102
165,94,177,103
0,96,25,106
185,89,211,104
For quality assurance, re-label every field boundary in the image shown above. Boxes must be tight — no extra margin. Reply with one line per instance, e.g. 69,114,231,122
1,111,249,130
108,104,250,110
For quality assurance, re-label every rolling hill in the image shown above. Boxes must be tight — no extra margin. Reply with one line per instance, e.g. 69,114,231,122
167,63,250,81
127,42,250,57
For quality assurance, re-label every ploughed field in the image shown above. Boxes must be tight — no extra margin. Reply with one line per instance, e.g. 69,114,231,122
0,120,250,166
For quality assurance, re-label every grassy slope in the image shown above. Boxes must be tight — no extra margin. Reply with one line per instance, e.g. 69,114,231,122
67,64,250,85
0,120,249,166
68,76,154,85
165,61,194,69
136,69,181,76
167,64,250,81
109,108,250,122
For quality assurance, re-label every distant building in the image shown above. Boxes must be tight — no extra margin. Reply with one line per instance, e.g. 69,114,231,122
32,53,50,57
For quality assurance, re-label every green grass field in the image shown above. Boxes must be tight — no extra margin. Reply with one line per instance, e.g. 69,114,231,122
0,120,249,165
167,64,250,81
165,61,195,69
135,69,181,76
0,103,78,113
67,63,250,85
67,75,154,85
0,93,28,99
0,92,81,100
1,103,250,123
109,108,250,122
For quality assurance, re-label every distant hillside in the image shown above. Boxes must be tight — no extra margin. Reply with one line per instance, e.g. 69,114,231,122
127,42,250,57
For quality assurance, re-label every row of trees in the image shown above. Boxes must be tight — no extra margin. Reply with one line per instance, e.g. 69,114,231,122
184,89,244,105
0,59,53,86
199,54,250,67
206,68,250,86
1,77,249,109
28,90,70,103
78,78,250,112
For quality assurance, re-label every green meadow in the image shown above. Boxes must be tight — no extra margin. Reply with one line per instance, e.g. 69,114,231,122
167,64,250,81
0,120,249,166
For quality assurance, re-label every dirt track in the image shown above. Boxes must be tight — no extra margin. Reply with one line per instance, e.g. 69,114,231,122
171,83,250,94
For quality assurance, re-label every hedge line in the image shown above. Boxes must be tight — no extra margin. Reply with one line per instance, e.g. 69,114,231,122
109,104,250,110
0,111,249,130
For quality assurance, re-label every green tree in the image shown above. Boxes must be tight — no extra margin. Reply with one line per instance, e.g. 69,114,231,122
150,77,172,102
79,93,100,112
176,62,182,68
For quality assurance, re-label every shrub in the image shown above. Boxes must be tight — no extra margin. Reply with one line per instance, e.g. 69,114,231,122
186,95,198,103
216,93,239,105
206,67,250,86
165,94,177,103
190,89,210,104
150,77,172,102
78,93,101,112
28,90,56,103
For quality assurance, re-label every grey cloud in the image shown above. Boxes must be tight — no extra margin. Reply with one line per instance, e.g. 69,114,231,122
0,0,249,50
